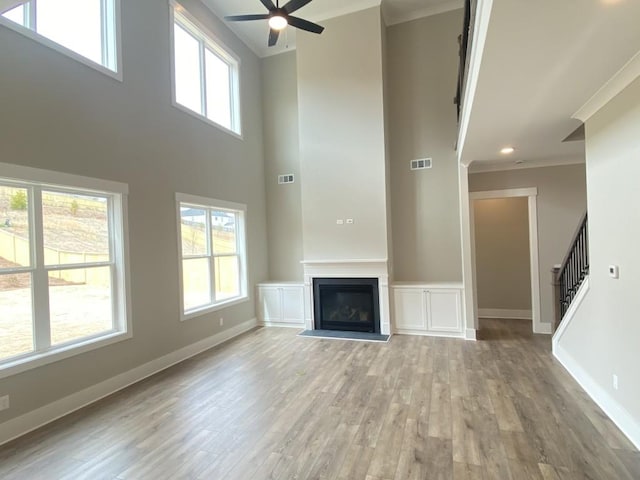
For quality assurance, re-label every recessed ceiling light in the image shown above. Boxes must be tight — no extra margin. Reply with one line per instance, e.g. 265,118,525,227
500,147,515,155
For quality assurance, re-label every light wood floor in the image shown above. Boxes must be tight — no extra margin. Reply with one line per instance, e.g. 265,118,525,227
1,319,638,479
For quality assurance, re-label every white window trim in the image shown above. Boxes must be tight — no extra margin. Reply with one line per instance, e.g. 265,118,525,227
176,192,249,321
169,0,243,139
0,162,132,380
0,0,123,81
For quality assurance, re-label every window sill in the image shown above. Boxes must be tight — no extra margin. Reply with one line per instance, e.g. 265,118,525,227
0,330,132,380
0,17,122,82
171,102,243,140
181,295,250,321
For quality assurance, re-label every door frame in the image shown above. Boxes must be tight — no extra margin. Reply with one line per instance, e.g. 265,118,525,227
469,187,545,334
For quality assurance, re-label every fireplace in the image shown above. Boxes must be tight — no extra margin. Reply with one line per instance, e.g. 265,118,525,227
313,278,380,333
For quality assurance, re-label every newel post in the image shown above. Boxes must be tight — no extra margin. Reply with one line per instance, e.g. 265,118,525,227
551,265,562,333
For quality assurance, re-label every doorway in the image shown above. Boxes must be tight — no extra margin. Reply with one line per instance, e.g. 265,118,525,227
470,188,542,333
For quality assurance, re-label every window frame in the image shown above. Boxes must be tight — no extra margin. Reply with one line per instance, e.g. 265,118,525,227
169,0,242,138
0,162,131,379
176,192,248,321
0,0,123,81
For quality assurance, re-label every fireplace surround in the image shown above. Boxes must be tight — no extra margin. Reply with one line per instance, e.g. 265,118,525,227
302,259,391,336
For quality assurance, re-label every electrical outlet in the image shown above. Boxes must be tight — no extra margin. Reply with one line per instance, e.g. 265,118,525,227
0,395,9,412
346,218,354,224
219,317,224,326
613,374,619,390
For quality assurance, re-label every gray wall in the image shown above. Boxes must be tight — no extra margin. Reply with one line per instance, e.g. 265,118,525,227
0,0,268,423
474,197,531,311
469,164,587,326
297,7,390,261
559,76,640,430
388,10,464,282
261,52,303,281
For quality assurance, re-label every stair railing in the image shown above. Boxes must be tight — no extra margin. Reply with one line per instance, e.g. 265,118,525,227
552,213,589,330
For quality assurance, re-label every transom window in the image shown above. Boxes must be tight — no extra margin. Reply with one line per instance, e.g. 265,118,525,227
177,193,247,319
0,164,129,376
0,0,120,76
170,2,241,136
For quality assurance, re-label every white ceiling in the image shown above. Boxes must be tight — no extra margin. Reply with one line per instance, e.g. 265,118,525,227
203,0,462,57
461,0,640,168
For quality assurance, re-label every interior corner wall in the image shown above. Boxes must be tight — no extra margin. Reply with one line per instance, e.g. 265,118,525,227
261,51,304,281
474,197,531,311
557,76,640,441
387,10,464,282
296,7,389,261
0,0,268,425
469,164,587,326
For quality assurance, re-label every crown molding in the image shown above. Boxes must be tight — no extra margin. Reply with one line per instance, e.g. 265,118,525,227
385,0,463,26
573,49,640,122
469,155,585,174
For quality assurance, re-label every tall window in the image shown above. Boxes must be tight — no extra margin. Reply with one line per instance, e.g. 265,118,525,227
171,3,241,136
0,164,129,373
0,0,120,75
177,193,247,319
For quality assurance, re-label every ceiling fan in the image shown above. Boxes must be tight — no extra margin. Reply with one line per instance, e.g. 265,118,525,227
224,0,325,47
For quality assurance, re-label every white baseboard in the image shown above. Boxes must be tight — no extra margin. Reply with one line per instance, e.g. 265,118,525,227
258,320,305,329
394,329,465,339
0,318,258,447
478,308,532,320
553,277,590,348
534,322,553,334
554,344,640,450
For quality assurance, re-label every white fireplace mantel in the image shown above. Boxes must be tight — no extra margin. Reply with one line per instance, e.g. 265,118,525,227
301,259,391,335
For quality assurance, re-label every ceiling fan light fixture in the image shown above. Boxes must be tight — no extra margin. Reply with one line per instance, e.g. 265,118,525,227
269,15,288,30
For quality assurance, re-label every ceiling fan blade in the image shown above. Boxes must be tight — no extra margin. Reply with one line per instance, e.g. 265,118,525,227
287,15,324,34
268,28,280,47
259,0,277,11
224,14,270,22
282,0,313,14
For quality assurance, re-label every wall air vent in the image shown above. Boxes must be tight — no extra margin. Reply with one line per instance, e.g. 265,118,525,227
410,158,432,170
278,174,295,184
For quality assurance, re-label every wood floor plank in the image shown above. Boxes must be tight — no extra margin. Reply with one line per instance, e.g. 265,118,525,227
0,320,637,480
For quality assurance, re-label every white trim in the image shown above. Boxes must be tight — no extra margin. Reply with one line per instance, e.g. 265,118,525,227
0,167,131,378
175,192,248,321
459,164,476,331
469,156,585,174
384,0,463,26
394,329,464,339
175,192,245,212
573,48,640,123
465,328,477,340
301,258,388,265
169,0,243,138
469,187,548,334
554,344,640,450
181,296,250,321
0,0,122,81
469,187,537,200
0,331,131,380
0,162,128,194
259,321,304,329
478,308,532,320
528,195,544,334
456,0,494,165
552,276,590,349
0,318,258,447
